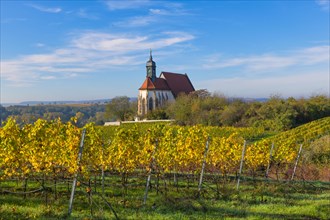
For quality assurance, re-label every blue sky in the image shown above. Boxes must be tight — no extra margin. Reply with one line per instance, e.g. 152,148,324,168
1,0,329,103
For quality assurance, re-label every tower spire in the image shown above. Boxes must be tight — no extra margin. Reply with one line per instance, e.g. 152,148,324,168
146,49,156,82
149,48,153,60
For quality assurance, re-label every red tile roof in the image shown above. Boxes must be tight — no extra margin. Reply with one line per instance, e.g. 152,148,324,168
154,78,171,90
160,72,195,97
139,77,170,90
139,72,195,98
139,77,155,90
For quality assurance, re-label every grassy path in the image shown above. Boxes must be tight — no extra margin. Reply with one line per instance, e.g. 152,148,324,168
1,175,329,219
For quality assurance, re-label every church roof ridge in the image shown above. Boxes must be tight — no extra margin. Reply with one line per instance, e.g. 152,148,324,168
159,71,195,97
139,77,171,90
160,71,185,75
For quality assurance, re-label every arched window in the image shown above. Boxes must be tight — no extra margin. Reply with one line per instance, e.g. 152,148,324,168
148,97,153,111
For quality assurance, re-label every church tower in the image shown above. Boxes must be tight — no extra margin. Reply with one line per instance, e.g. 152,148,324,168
138,51,194,118
146,49,156,82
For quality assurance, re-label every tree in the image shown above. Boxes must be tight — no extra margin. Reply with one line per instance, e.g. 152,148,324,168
165,91,227,126
166,93,194,125
105,96,135,121
304,95,330,121
253,95,298,131
146,108,169,120
0,105,8,125
220,99,247,126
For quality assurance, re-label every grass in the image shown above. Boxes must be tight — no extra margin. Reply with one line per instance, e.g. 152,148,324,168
1,174,329,220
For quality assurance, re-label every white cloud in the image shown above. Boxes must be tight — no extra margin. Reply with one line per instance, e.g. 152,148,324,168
316,0,330,11
105,0,185,12
198,45,329,98
198,70,329,98
149,8,172,15
1,57,87,87
149,9,164,15
1,31,195,87
1,18,27,24
297,45,330,64
35,43,45,47
77,9,99,20
203,45,330,72
149,7,190,16
112,3,190,27
72,31,194,51
113,15,156,27
106,0,151,10
30,4,62,13
40,76,56,80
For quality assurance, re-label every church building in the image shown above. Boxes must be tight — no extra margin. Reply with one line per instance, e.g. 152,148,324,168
138,52,195,116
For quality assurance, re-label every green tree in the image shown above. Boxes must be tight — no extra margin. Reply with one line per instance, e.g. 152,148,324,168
166,91,228,126
220,99,247,126
304,95,330,121
146,108,169,120
105,96,135,121
253,95,298,131
166,94,193,125
0,105,8,125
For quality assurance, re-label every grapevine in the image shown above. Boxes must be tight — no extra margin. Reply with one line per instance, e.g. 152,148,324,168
1,117,329,180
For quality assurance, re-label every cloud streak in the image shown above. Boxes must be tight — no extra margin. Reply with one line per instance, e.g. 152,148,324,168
72,31,194,51
113,15,156,27
30,4,62,13
198,70,329,98
111,1,190,27
316,0,330,11
106,0,151,11
1,31,195,87
203,45,330,72
1,18,27,24
76,9,99,20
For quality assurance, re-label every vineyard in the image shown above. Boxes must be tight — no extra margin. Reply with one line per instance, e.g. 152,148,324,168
1,117,329,219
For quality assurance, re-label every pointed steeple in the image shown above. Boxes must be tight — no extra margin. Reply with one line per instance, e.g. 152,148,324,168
149,48,153,60
146,49,156,82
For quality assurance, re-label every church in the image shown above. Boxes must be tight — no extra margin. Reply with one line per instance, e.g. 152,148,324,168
138,52,195,116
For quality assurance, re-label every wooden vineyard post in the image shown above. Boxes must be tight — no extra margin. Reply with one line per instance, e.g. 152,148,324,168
291,144,303,181
101,145,105,196
265,142,275,178
23,178,28,199
198,137,210,197
143,139,158,205
236,140,247,190
101,165,105,196
68,128,86,216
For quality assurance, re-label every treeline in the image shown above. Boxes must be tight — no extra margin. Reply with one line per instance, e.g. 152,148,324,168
0,104,106,126
147,91,330,131
1,92,329,131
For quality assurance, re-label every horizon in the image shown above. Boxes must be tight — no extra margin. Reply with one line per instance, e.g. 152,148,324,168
6,94,330,106
1,1,329,104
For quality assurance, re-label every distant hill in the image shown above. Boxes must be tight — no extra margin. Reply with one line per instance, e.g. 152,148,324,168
1,97,263,107
2,97,138,107
243,98,268,102
19,99,112,106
